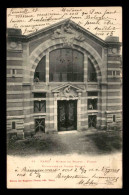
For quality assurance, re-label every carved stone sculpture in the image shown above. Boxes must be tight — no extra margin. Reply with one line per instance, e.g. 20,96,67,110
51,22,85,47
63,86,77,98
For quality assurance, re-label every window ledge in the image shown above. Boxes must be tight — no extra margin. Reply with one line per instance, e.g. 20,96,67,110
87,97,98,99
87,82,98,84
88,110,98,113
33,113,46,116
48,82,85,84
7,130,17,134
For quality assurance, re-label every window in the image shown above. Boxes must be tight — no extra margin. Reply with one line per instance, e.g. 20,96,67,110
88,59,97,82
88,92,98,96
113,115,116,122
112,71,116,76
34,56,46,82
12,69,16,74
12,121,16,129
112,70,120,76
11,69,16,77
88,99,98,110
116,71,120,75
34,93,46,98
34,100,46,113
88,115,97,128
49,49,84,82
35,119,45,133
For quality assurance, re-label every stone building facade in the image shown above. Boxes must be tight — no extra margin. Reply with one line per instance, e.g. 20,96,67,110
6,19,122,138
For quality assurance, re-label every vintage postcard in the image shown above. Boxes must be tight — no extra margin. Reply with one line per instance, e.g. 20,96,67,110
6,7,122,189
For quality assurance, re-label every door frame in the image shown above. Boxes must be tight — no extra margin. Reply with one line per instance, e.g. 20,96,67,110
53,92,82,131
57,100,77,131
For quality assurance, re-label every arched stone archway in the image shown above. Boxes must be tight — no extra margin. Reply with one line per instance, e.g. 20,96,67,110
23,38,106,132
28,39,103,83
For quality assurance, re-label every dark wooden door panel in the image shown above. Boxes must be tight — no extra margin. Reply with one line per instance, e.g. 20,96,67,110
58,100,77,131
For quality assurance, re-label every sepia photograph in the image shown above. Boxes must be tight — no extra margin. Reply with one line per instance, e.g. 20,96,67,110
6,7,122,188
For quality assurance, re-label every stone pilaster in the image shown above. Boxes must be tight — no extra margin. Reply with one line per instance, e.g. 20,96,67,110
46,53,49,83
54,93,58,131
84,53,88,82
100,83,107,129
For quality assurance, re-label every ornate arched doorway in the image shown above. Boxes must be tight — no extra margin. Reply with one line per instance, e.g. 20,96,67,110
28,39,103,132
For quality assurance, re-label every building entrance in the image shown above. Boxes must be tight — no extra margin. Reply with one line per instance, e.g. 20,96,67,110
58,100,77,131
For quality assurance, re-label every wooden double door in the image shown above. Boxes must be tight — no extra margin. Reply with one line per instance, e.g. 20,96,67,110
58,100,77,131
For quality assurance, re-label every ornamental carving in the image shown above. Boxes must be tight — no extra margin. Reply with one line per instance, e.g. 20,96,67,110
52,83,84,100
8,41,22,50
51,22,85,47
63,86,77,98
108,47,118,55
58,86,78,98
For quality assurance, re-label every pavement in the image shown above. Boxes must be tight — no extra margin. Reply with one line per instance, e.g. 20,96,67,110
7,129,122,156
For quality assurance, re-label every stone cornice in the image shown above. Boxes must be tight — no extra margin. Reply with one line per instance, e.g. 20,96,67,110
99,82,108,86
22,82,31,86
7,19,121,47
